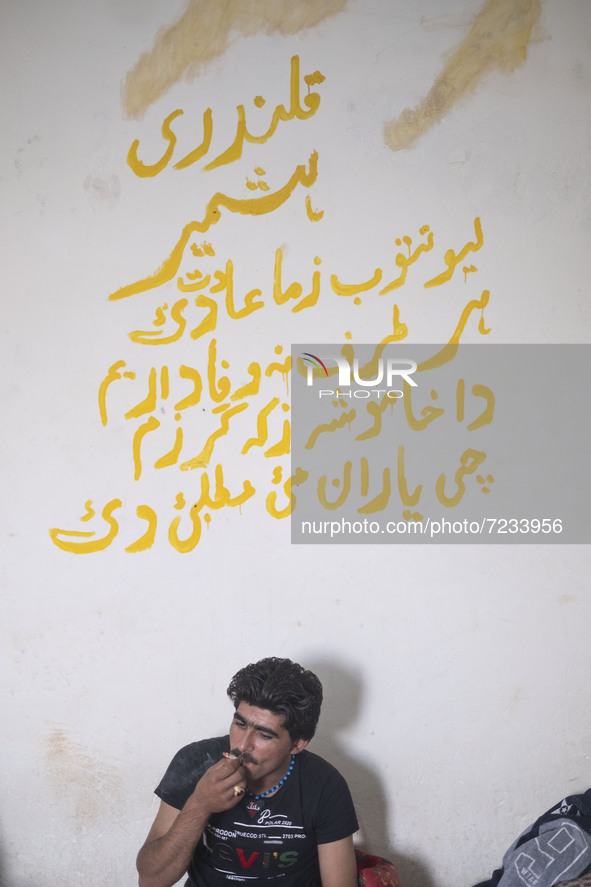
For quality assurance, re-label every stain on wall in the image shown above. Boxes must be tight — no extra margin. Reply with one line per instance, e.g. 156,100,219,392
122,0,347,119
45,728,123,827
384,0,541,151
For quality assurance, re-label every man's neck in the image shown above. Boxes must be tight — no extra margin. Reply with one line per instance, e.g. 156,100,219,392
247,754,295,797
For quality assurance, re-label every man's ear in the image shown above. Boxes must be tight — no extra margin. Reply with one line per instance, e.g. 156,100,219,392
290,738,309,755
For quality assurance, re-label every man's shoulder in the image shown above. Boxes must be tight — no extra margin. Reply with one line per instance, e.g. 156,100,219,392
161,735,229,780
298,749,348,783
170,734,229,765
184,734,229,753
155,735,229,808
296,750,358,837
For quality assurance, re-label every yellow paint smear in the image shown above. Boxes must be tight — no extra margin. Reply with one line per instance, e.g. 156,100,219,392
384,0,541,151
123,0,347,119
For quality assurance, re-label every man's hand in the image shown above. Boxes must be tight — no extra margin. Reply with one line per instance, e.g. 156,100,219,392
137,754,246,887
189,755,247,815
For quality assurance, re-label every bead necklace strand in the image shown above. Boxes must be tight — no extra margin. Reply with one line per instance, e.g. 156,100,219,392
245,755,295,800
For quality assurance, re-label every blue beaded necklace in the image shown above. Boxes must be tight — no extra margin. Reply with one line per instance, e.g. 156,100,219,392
245,755,295,800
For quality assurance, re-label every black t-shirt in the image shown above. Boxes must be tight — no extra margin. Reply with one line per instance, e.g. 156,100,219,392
155,736,359,886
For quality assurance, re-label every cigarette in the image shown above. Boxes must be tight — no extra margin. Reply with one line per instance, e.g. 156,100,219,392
224,752,240,759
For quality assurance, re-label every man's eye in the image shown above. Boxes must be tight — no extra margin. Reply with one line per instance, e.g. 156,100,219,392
259,734,273,741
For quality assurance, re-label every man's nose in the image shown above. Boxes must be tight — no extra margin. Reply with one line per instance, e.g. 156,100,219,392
237,728,255,752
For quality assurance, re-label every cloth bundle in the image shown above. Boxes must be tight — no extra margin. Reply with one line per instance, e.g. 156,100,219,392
356,850,402,887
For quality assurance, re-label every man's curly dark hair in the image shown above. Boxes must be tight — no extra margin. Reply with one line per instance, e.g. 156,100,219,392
227,657,323,742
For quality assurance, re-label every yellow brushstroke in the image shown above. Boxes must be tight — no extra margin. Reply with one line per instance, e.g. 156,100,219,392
168,506,202,552
133,416,160,480
49,499,122,554
125,505,158,553
122,0,347,119
416,289,490,373
384,0,541,151
306,408,356,450
266,467,308,519
110,152,317,301
264,417,291,458
242,397,279,454
305,194,324,221
318,461,352,510
180,402,248,469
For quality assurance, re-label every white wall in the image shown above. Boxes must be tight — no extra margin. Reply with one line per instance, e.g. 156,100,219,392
1,1,590,886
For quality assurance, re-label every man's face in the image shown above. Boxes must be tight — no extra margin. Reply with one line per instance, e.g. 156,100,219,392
229,702,308,793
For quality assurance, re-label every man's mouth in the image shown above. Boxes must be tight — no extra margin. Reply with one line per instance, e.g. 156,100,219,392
241,754,258,765
230,748,258,765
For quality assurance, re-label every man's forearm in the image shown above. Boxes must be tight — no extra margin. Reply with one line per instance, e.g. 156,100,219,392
137,752,246,887
318,836,358,887
137,801,209,887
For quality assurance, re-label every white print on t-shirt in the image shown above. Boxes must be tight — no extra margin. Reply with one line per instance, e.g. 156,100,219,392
257,809,293,827
234,819,304,838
